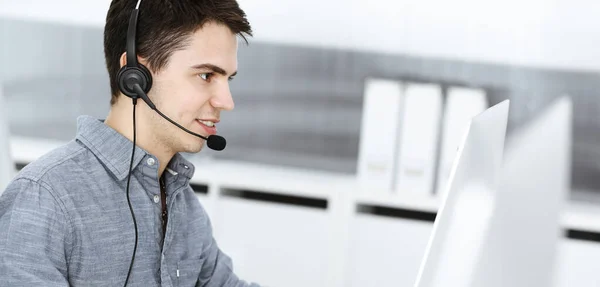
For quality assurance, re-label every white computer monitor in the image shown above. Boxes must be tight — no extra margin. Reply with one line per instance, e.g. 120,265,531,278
414,96,571,287
0,84,14,193
414,99,510,287
467,96,571,287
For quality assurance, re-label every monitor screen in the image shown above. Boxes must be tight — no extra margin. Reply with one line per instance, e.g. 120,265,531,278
414,100,510,287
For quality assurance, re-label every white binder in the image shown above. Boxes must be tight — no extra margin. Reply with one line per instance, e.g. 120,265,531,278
357,78,404,192
395,83,443,195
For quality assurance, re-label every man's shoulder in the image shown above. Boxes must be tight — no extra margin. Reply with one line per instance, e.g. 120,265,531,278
14,139,90,185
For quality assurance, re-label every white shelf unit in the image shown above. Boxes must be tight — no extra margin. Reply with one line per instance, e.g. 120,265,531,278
8,136,600,287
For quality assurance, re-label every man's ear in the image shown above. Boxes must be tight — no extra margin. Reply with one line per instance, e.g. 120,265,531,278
119,52,127,68
119,52,151,71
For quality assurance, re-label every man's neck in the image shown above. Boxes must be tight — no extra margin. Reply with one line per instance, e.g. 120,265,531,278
104,102,174,178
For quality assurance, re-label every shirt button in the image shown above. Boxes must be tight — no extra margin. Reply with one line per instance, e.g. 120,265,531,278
147,158,156,166
153,195,160,203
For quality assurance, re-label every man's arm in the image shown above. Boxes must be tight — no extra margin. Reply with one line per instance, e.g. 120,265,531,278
198,208,260,287
0,178,72,286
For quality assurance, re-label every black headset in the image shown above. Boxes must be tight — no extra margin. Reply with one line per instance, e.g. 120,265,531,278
117,0,153,108
117,1,226,286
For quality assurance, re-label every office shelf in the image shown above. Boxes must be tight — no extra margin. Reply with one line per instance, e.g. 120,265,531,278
9,135,600,234
191,158,354,201
353,190,440,214
562,201,600,234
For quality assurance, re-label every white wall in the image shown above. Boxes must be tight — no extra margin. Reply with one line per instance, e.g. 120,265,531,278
0,0,110,27
243,0,600,72
0,86,14,193
2,0,600,72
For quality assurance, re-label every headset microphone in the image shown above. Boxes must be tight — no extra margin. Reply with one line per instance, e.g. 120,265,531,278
117,1,226,286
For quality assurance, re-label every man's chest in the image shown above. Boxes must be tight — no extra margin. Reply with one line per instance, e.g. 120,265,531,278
64,187,206,286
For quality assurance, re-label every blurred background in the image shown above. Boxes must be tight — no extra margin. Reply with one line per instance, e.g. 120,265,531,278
3,0,600,197
2,0,600,286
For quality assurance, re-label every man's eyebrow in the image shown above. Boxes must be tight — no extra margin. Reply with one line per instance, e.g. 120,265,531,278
190,63,237,77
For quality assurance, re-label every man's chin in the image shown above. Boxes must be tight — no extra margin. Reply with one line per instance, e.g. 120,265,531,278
181,142,204,154
173,130,206,154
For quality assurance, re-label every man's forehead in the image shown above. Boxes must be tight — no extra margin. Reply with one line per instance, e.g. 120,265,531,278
171,37,237,68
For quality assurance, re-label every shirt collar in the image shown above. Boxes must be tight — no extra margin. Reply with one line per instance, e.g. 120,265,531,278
75,115,195,181
166,153,195,180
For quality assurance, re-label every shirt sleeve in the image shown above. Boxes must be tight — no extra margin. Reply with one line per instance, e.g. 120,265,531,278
198,208,261,287
0,178,72,286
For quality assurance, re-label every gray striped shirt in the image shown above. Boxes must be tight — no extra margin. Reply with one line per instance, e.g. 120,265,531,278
0,115,260,287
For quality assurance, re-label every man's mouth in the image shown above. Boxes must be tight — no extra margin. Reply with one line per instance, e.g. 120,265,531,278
195,119,218,135
197,119,215,127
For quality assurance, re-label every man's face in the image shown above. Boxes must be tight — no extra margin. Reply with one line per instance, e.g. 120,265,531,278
146,21,238,154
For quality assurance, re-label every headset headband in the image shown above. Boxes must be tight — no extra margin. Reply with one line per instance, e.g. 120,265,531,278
126,0,142,68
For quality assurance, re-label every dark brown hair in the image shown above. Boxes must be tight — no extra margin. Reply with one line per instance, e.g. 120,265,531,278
104,0,252,105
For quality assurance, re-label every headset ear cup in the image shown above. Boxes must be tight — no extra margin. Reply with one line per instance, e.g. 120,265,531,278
117,65,153,98
117,66,132,97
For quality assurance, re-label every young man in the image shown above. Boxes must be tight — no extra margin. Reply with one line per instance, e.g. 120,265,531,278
0,0,260,286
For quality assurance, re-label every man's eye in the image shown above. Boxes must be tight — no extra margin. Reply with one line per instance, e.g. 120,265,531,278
199,73,213,81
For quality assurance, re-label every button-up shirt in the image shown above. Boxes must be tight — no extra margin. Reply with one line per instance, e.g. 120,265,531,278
0,115,260,287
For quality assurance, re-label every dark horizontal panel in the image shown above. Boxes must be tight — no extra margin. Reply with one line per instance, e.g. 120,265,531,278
566,229,600,243
190,183,209,194
221,188,327,210
15,162,28,171
357,204,437,222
